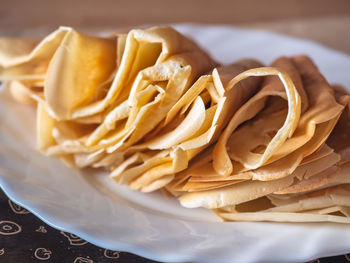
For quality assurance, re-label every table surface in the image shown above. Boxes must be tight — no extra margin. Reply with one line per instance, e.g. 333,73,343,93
1,1,350,262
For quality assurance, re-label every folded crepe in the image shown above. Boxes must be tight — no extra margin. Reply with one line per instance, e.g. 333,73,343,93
1,26,217,187
326,87,350,165
214,186,350,223
211,135,350,223
2,26,212,149
0,28,69,105
30,30,264,192
2,26,350,223
110,59,264,192
175,56,347,224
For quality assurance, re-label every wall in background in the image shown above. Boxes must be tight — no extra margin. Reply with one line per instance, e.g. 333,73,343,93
1,0,349,53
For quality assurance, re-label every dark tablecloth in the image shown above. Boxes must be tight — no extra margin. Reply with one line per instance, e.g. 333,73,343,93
0,188,349,263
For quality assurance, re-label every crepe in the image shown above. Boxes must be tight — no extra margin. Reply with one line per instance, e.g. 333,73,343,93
212,57,302,176
110,59,263,191
2,25,350,224
327,90,350,164
175,56,347,223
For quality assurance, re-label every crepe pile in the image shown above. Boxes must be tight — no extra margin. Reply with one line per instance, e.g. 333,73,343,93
1,26,350,223
167,55,350,223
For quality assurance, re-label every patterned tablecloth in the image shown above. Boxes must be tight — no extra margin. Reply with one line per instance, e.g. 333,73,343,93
0,188,160,263
0,188,349,263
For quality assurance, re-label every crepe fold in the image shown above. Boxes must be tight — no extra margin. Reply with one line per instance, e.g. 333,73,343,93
1,26,218,187
3,26,350,223
172,55,350,223
109,59,264,192
0,28,70,105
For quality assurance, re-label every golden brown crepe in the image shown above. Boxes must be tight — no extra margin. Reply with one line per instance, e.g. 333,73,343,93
2,25,350,224
173,56,348,225
110,59,263,191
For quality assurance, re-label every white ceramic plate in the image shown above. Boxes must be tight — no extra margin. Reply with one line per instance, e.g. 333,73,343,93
1,24,350,263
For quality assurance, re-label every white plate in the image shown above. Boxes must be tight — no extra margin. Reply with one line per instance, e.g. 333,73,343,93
1,24,350,263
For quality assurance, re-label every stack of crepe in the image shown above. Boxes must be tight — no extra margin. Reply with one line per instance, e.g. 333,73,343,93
1,26,350,223
168,55,350,223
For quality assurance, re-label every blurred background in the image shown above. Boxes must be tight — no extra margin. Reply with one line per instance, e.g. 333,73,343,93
0,0,350,53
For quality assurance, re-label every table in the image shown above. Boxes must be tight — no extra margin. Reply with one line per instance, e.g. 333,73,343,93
0,188,160,263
